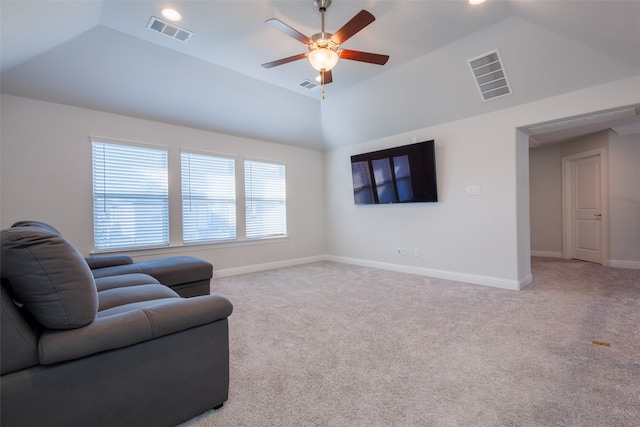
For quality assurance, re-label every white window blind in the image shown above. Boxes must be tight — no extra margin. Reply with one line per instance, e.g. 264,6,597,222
92,140,169,250
181,152,236,243
244,160,286,239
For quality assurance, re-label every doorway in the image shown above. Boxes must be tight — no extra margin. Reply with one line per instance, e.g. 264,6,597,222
562,148,609,264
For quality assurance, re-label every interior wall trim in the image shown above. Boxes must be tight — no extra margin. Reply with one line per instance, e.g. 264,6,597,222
213,255,326,278
326,255,527,291
531,251,563,258
609,259,640,270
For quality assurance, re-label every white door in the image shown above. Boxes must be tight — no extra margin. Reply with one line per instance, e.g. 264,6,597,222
572,155,602,264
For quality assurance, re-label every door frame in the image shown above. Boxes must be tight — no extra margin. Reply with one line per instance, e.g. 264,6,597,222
562,147,609,265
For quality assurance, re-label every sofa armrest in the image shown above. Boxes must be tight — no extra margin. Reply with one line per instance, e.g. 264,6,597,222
38,295,233,365
85,255,133,270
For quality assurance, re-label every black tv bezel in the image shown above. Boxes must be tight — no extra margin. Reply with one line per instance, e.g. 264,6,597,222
350,140,438,205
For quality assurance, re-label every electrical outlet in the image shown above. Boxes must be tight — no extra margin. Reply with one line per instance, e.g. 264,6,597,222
402,248,407,256
466,185,481,195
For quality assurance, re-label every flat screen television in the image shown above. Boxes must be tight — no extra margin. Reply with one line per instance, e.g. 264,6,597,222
350,140,438,205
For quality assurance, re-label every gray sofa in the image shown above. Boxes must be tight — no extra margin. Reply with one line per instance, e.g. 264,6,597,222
1,222,233,426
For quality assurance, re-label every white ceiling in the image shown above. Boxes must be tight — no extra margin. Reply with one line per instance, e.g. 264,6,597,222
1,0,639,150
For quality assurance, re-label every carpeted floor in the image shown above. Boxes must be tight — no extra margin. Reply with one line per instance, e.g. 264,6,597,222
180,257,640,426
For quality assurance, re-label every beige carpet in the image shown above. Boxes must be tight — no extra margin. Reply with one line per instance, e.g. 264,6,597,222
181,258,640,426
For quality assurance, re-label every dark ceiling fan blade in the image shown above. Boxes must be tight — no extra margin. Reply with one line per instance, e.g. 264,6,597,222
265,18,313,45
261,53,308,69
340,49,389,65
330,10,375,45
320,70,333,84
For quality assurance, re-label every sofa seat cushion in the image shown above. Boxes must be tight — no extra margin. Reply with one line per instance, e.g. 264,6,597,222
95,273,160,292
38,295,233,364
98,284,177,311
133,256,213,287
90,263,144,279
1,226,98,329
85,255,133,270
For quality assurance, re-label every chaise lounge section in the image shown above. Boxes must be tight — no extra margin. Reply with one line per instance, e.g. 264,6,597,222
87,254,213,298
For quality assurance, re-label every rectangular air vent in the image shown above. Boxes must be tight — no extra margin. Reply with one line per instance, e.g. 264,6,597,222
299,80,321,91
468,49,512,101
147,16,193,42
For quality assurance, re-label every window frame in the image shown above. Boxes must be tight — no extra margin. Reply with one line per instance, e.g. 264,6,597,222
181,149,237,244
91,137,170,251
244,158,287,240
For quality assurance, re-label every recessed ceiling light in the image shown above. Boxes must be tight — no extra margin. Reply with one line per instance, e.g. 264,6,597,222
161,8,182,22
469,0,486,5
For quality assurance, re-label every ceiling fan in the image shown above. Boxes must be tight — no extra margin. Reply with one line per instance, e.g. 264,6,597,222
261,0,389,97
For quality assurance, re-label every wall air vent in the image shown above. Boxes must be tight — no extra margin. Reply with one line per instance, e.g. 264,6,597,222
299,80,321,91
468,49,512,102
147,16,193,42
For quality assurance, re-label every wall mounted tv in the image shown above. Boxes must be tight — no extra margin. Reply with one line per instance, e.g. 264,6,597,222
350,140,438,205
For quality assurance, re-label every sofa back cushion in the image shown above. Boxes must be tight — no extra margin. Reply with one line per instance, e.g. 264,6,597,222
0,225,98,329
11,220,62,236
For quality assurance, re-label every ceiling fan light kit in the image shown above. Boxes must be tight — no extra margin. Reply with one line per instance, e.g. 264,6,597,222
308,48,339,71
262,0,389,99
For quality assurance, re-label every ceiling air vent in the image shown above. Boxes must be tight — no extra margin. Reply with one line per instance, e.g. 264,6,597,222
468,49,512,101
299,80,321,91
147,16,193,42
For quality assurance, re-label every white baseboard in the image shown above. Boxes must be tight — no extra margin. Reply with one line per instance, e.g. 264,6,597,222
609,259,640,269
214,255,529,290
213,255,326,278
531,250,563,258
325,255,526,291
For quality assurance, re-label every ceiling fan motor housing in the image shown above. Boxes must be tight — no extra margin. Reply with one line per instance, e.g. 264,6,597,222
314,0,332,11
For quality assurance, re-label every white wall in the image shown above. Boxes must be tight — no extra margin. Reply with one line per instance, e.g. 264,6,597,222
325,76,640,289
529,143,563,257
326,112,525,289
609,131,640,267
2,77,639,285
0,94,326,275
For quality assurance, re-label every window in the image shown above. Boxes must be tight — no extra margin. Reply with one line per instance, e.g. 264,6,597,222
244,160,286,239
181,151,236,243
92,140,169,250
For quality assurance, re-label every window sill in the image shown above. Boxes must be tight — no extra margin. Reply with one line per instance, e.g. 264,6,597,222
90,236,289,257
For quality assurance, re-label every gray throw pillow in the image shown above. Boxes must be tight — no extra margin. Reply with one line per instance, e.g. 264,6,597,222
1,225,98,329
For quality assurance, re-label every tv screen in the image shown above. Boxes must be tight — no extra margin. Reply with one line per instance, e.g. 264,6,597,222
351,140,438,204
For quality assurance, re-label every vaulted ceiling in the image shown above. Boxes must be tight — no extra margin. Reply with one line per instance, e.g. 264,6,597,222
2,0,639,150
